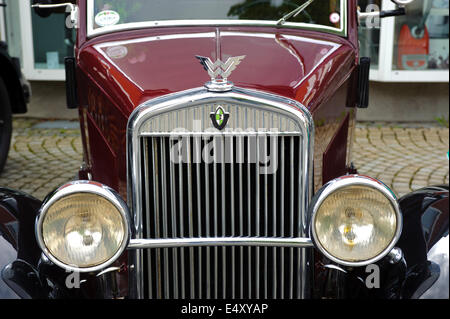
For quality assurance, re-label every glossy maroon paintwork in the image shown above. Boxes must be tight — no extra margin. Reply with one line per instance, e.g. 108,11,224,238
72,0,362,299
75,0,359,198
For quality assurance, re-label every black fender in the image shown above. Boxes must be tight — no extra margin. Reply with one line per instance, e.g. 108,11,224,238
396,185,449,299
0,187,123,299
0,42,30,114
0,188,43,298
313,185,449,299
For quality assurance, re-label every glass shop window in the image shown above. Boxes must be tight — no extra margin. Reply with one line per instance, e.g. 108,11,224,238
30,1,75,70
3,0,23,61
393,0,449,71
358,0,382,69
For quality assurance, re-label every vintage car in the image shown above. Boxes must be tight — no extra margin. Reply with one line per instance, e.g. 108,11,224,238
0,0,448,299
0,32,31,174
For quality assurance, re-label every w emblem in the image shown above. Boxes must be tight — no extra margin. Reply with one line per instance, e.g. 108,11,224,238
196,55,246,82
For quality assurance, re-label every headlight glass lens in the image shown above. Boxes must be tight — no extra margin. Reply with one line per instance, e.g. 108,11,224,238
41,193,126,269
314,185,398,263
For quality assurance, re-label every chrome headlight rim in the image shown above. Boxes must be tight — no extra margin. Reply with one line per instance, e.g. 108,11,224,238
36,181,131,273
310,175,403,267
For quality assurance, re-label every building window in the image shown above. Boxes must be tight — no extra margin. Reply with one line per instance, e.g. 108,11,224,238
394,0,449,71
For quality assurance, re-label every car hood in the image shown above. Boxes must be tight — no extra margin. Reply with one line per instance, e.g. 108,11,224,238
79,27,356,115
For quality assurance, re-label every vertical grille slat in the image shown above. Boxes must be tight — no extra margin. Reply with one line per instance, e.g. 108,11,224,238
263,136,268,299
220,136,227,299
230,135,236,299
238,135,244,299
213,137,219,299
280,136,285,299
289,137,295,300
140,106,307,300
177,138,186,299
169,138,179,299
204,136,212,299
151,138,162,299
160,138,170,299
186,137,196,299
297,138,303,299
247,131,253,299
272,136,278,299
195,136,203,299
143,138,153,299
255,131,261,299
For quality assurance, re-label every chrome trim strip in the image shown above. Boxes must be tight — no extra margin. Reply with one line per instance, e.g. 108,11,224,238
127,86,315,299
86,0,347,38
128,237,314,249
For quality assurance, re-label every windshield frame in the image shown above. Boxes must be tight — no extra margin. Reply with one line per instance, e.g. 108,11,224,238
86,0,347,38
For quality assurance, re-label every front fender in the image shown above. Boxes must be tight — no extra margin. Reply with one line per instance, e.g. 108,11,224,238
1,187,127,299
0,45,29,113
396,185,449,299
0,188,43,298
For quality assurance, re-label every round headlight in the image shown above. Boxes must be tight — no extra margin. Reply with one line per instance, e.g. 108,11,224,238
36,182,130,272
310,176,402,267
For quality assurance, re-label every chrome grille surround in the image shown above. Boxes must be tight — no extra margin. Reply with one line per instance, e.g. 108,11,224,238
127,87,314,299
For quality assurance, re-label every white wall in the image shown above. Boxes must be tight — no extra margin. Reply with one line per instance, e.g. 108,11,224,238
358,82,449,122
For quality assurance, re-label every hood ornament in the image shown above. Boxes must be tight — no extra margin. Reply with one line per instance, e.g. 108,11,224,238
196,55,246,92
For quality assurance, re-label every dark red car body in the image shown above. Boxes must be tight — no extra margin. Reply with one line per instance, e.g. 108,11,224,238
75,0,359,200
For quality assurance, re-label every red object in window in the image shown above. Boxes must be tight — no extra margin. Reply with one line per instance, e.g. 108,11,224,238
398,24,430,70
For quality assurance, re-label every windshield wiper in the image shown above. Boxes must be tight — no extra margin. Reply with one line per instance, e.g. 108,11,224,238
276,0,315,26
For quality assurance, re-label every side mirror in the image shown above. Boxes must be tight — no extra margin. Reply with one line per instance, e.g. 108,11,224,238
358,0,415,23
32,0,76,18
391,0,415,7
32,0,78,26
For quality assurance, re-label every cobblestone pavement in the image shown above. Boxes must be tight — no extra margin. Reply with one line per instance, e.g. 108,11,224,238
353,123,449,197
0,119,83,200
0,119,448,201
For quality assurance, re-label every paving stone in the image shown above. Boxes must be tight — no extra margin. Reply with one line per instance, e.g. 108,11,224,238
354,122,449,197
0,119,83,200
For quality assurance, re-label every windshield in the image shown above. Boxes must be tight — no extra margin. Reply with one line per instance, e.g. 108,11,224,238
88,0,345,37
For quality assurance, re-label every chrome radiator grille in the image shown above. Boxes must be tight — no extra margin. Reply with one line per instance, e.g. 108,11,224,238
141,134,305,299
128,88,314,299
